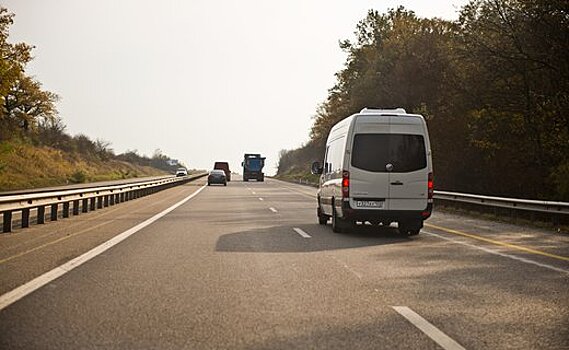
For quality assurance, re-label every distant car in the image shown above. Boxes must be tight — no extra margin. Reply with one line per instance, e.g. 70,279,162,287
175,167,188,177
208,169,227,186
214,161,231,181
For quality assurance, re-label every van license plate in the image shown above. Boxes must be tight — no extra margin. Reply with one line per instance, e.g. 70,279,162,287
355,200,384,208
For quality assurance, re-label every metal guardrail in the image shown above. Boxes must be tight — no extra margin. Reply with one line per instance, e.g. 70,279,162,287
435,190,569,218
285,177,569,221
0,173,207,233
0,175,175,196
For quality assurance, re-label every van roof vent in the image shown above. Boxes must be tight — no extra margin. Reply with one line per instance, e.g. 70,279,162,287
360,107,407,114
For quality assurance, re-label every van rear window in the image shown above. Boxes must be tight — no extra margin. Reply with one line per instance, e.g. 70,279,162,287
351,134,426,172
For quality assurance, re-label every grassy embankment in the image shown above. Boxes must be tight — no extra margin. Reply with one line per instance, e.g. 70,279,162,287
0,141,167,191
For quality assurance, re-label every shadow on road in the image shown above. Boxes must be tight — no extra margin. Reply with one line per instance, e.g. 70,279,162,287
215,224,413,253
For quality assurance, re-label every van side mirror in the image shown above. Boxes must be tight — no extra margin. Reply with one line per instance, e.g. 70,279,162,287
311,161,323,175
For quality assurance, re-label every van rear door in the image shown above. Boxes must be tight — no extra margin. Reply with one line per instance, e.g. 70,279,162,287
386,117,428,211
349,118,391,210
349,116,428,211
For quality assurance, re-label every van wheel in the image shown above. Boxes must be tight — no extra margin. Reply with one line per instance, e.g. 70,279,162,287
317,206,328,225
398,223,420,236
332,205,351,233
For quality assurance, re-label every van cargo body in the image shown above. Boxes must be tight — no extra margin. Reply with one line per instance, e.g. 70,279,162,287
313,108,433,235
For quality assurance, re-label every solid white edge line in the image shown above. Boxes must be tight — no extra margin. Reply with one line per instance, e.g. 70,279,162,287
392,306,466,350
269,207,278,213
293,227,311,238
423,231,569,274
0,184,208,312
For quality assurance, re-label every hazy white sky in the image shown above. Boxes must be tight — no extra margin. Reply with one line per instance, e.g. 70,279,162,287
4,0,468,175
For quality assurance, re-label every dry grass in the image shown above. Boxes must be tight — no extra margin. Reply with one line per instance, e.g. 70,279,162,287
0,141,167,191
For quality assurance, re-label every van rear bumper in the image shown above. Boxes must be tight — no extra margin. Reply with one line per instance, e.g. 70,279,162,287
341,202,432,222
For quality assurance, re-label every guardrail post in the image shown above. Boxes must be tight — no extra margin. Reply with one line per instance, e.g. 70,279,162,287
97,196,103,209
82,198,89,213
2,211,12,233
104,195,109,207
73,200,80,216
90,197,97,211
37,206,46,224
109,194,115,206
22,208,30,228
51,204,58,221
63,202,70,218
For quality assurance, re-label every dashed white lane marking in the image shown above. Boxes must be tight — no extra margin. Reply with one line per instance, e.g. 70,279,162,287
392,306,466,350
0,185,208,312
258,197,264,201
252,191,256,194
423,231,569,274
269,207,278,213
293,227,311,238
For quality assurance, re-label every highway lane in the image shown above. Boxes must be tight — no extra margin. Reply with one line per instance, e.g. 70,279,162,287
0,178,207,295
0,177,567,349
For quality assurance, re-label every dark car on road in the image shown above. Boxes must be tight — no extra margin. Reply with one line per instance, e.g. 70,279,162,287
208,169,227,186
214,162,231,181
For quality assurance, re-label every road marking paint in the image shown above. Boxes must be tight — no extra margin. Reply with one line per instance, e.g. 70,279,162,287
425,223,569,262
423,231,568,274
269,207,278,213
293,227,311,238
252,191,256,194
0,184,207,312
258,197,264,201
392,306,466,350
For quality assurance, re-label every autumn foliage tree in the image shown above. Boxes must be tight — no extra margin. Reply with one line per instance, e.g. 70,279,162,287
0,6,183,183
0,7,58,140
278,1,569,200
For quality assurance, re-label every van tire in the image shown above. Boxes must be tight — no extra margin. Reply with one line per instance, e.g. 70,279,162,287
398,222,421,236
399,228,420,236
317,207,328,225
332,205,351,233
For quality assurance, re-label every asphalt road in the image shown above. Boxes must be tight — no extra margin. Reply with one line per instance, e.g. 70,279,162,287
0,177,567,349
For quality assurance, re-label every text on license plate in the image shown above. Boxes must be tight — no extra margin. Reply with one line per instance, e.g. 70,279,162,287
355,200,384,208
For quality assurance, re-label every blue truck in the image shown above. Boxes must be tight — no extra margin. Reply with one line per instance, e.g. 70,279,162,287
242,154,266,182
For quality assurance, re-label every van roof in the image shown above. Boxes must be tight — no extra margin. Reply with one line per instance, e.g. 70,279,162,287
359,107,407,114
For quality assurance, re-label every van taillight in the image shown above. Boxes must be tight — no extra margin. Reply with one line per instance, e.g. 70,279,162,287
342,170,350,198
427,172,434,202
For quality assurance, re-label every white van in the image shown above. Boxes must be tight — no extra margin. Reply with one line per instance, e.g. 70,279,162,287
311,108,433,235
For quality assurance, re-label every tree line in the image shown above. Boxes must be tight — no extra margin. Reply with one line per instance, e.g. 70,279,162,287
0,7,183,175
278,0,569,200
